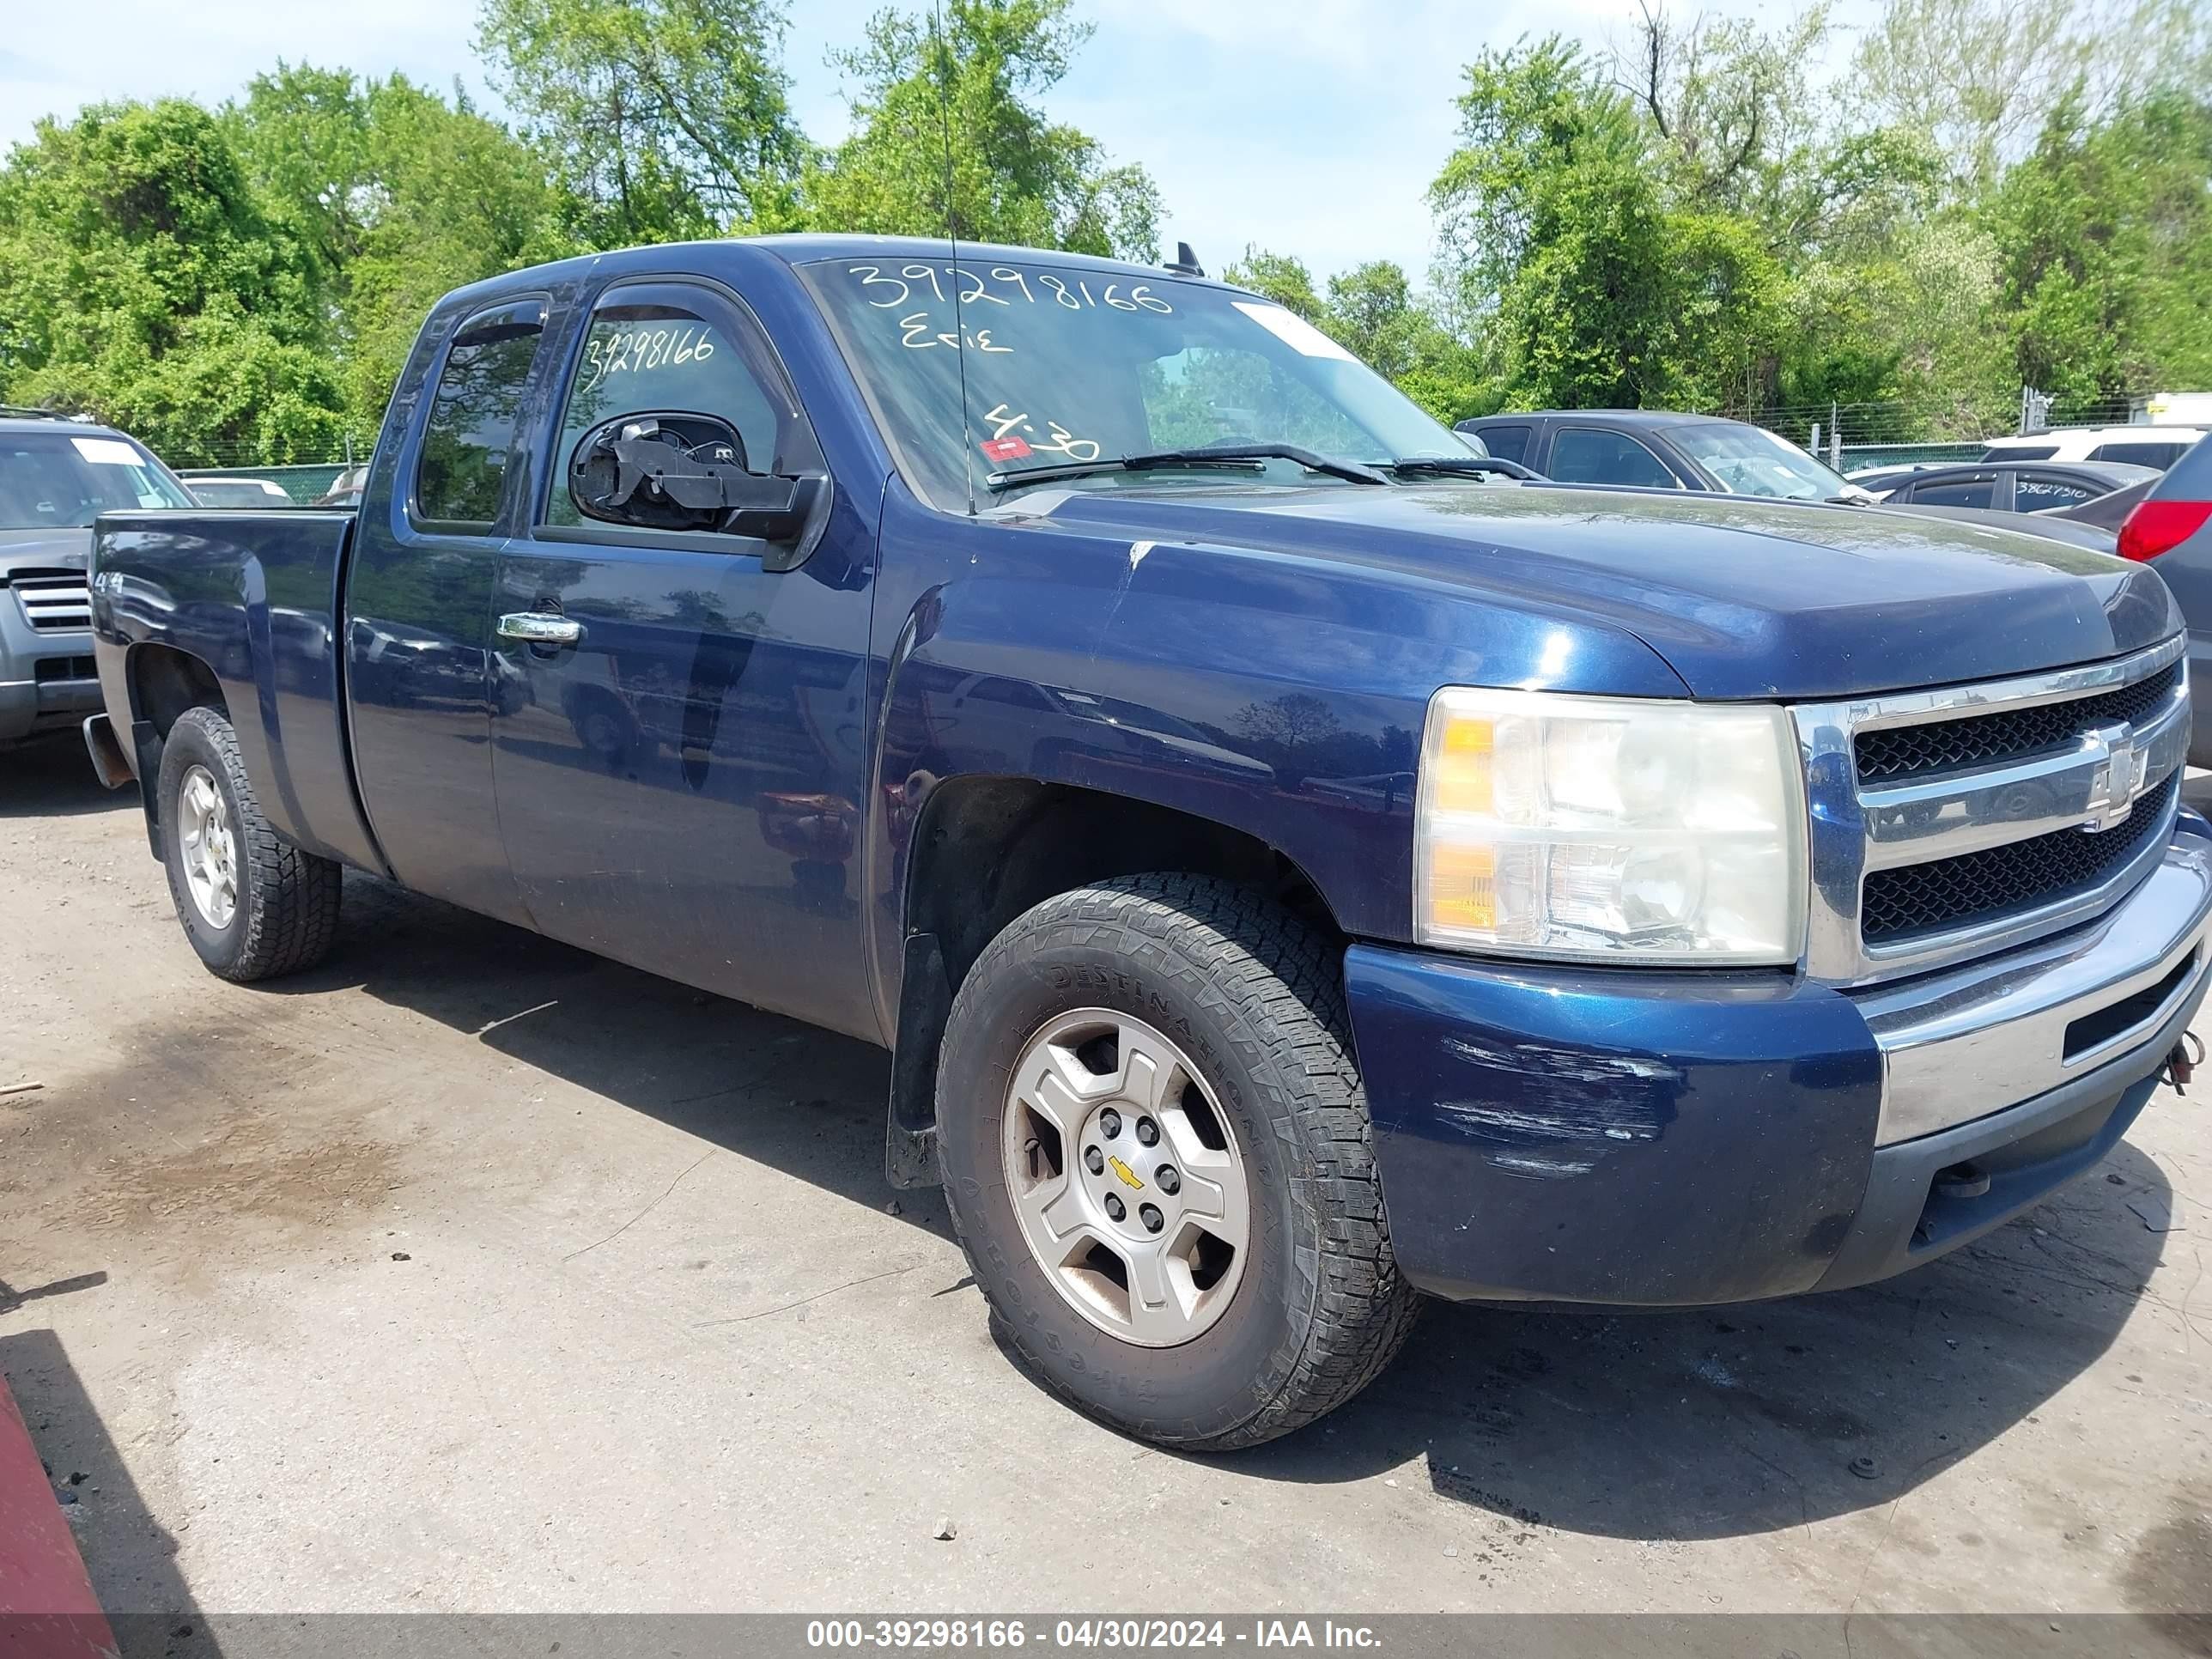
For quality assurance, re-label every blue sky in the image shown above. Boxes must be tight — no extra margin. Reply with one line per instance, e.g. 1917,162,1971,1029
0,0,1864,283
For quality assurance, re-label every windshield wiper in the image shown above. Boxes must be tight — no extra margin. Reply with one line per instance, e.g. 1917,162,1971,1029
1383,455,1540,482
985,443,1389,493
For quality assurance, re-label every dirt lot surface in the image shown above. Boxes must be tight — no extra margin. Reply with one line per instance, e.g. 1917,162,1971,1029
3,739,2210,1622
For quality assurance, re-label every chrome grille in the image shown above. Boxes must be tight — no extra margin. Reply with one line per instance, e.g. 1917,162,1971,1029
1862,769,2178,944
1793,635,2190,984
12,571,92,631
1854,662,2181,785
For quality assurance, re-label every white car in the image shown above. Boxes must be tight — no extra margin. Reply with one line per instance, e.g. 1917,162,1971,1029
1981,426,2208,470
187,476,295,508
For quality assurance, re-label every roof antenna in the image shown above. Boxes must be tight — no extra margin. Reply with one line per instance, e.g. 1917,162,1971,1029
932,0,976,517
1165,241,1206,278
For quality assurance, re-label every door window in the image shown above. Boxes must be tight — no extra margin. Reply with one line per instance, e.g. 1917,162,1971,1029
2087,441,2191,469
1472,423,1532,465
1548,427,1679,489
2014,474,2097,510
1910,474,1997,508
414,301,547,531
546,283,822,530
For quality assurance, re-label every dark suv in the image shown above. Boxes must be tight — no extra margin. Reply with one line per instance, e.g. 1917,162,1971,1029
1,414,195,750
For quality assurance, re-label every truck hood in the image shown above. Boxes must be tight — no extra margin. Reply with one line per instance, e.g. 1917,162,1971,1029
1014,484,2179,700
0,528,91,580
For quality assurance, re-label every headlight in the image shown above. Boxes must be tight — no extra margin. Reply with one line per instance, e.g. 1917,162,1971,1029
1414,688,1807,965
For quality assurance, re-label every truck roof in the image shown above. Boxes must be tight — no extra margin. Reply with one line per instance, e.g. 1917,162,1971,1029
435,233,1250,313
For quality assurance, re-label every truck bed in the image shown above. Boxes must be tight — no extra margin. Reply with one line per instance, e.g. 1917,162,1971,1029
91,507,386,875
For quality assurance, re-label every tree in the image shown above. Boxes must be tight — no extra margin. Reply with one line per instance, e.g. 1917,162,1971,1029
0,99,343,460
805,0,1160,261
1430,36,1784,412
1221,246,1324,321
476,0,808,246
226,64,572,428
1989,88,2212,404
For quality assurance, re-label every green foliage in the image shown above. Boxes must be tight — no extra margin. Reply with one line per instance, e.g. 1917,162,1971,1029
1989,88,2212,404
476,0,808,246
1,0,2203,466
805,0,1159,260
1222,247,1324,320
1431,36,1785,411
228,66,574,427
0,99,337,459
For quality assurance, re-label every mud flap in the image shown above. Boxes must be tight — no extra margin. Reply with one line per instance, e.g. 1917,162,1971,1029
885,930,950,1188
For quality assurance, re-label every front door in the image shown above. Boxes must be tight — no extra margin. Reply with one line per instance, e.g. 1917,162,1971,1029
345,297,549,925
489,278,880,1040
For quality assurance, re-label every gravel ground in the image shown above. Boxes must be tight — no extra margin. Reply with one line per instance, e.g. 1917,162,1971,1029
2,738,2209,1624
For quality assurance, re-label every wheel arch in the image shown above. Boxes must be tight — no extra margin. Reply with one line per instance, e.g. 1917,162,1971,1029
884,775,1348,1187
121,641,229,858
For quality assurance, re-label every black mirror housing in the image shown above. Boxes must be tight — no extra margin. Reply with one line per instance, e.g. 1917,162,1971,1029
568,411,823,554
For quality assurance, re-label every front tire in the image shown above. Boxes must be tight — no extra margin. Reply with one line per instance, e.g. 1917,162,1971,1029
158,705,343,981
937,873,1419,1449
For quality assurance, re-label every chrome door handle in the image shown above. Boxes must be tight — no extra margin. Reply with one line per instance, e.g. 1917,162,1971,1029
498,611,581,646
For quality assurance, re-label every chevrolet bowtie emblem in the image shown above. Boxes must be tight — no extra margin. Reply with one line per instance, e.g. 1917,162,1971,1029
1107,1154,1145,1190
2081,721,2146,833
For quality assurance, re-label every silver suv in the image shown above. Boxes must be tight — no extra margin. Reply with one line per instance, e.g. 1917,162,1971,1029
0,414,195,750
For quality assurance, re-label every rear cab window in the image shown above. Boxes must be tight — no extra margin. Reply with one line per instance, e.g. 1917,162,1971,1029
412,300,548,532
1472,423,1532,465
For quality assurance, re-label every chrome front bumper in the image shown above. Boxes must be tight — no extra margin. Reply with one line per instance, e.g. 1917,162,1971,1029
1856,829,2212,1144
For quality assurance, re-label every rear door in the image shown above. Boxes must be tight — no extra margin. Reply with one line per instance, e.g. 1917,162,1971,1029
489,276,880,1039
344,296,548,924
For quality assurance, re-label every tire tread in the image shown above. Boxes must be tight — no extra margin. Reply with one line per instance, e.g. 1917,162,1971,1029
943,872,1419,1449
165,706,343,981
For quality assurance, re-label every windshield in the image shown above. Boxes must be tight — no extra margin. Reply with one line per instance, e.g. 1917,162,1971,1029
800,257,1471,507
0,430,194,529
1670,422,1850,501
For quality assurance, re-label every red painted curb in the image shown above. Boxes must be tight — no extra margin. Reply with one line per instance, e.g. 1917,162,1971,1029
0,1371,118,1658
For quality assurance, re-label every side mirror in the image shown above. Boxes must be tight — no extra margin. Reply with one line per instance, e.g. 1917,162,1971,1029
568,411,825,550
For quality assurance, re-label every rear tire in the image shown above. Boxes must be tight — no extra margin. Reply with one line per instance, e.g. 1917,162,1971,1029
937,873,1419,1449
158,706,343,981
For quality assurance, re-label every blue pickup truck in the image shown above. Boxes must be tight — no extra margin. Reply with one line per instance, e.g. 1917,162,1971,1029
83,236,2209,1449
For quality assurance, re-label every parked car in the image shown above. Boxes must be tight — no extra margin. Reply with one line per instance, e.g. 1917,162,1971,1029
1454,410,1875,501
2115,438,2212,765
1982,427,2209,470
82,235,2209,1449
1,413,196,750
2059,476,2155,534
1844,461,1960,493
1873,501,2119,555
188,476,295,508
1868,459,2158,514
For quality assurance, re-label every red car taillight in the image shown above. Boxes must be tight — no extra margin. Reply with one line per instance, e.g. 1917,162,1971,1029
2117,499,2212,562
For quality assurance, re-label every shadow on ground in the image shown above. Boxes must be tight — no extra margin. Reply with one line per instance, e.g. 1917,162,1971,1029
268,872,2176,1546
265,869,942,1237
1219,1137,2173,1540
0,737,134,820
0,1325,216,1658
